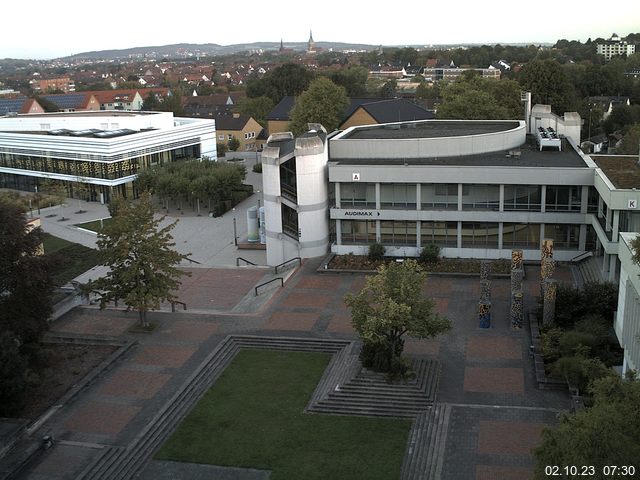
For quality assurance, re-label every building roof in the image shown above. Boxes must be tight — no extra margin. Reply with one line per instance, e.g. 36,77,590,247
342,120,519,140
215,115,252,130
40,93,94,110
331,136,587,168
266,96,435,124
0,97,31,115
592,155,640,189
81,89,141,105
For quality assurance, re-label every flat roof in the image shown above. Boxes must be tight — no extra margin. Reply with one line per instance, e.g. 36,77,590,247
592,155,640,189
341,120,521,140
12,110,160,118
331,136,588,168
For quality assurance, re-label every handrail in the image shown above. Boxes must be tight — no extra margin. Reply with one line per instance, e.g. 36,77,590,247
274,256,301,274
570,251,593,263
255,277,284,296
184,256,202,265
236,257,258,266
171,301,187,312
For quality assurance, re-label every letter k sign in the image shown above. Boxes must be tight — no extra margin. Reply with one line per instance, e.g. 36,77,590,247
629,199,637,209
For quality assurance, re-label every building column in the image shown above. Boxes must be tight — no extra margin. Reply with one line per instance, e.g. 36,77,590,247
580,185,589,214
335,219,342,245
609,254,617,281
606,207,613,233
376,220,381,243
539,224,546,249
375,183,381,210
602,252,609,276
598,196,604,219
613,210,620,239
457,221,462,249
458,184,463,211
416,184,421,211
540,185,546,213
417,221,421,248
499,185,504,212
335,183,341,209
498,222,504,250
579,224,587,251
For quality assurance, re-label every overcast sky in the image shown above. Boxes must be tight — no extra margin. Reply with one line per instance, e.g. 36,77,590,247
3,0,639,59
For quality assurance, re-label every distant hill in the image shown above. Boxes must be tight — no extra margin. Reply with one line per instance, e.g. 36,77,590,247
61,42,381,60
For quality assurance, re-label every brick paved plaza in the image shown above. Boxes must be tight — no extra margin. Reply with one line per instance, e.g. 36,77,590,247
8,259,571,480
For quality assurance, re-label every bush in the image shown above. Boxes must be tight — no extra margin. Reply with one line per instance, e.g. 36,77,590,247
368,242,385,262
253,163,263,173
419,244,440,263
216,142,228,157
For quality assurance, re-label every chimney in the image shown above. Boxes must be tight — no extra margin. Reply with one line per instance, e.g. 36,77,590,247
233,113,240,119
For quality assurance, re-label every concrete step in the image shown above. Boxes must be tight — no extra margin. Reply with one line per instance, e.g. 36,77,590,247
309,405,419,418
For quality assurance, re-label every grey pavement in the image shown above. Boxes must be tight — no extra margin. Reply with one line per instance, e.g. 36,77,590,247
139,459,271,480
34,160,267,272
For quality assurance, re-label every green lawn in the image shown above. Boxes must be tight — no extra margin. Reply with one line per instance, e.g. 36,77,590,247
156,350,411,480
42,234,102,286
74,217,112,233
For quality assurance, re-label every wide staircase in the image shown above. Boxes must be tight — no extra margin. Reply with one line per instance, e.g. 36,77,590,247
575,256,603,286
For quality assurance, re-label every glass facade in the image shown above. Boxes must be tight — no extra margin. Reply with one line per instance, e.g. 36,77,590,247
545,186,582,212
502,223,541,248
380,184,416,209
422,184,457,210
279,158,297,202
340,182,376,208
461,222,500,248
462,184,500,211
341,220,376,244
503,185,542,211
281,203,298,239
380,221,416,245
420,221,457,247
544,224,580,249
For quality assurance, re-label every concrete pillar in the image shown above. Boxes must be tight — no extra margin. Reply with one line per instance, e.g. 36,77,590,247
336,219,342,245
416,184,421,211
605,205,612,232
499,184,504,212
579,224,587,251
376,220,380,243
539,224,546,249
375,183,381,210
335,182,341,209
609,254,618,281
613,210,620,239
580,185,589,214
457,221,462,249
540,185,546,213
417,220,421,248
458,183,463,211
498,222,504,250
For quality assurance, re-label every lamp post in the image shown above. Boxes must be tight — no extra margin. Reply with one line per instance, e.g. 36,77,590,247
256,189,261,209
232,207,238,246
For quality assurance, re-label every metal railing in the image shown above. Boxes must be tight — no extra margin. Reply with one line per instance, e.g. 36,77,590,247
236,257,258,266
255,277,283,296
570,251,593,263
274,256,301,274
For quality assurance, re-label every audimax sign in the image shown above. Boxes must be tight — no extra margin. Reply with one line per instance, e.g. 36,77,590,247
344,210,381,217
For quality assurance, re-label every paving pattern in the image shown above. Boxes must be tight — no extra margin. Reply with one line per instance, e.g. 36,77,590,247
4,259,573,480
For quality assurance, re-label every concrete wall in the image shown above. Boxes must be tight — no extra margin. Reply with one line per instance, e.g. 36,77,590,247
616,233,640,376
529,105,581,145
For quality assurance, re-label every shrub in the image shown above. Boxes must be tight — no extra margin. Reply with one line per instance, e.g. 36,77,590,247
368,242,385,262
253,163,263,173
216,142,228,157
419,244,440,263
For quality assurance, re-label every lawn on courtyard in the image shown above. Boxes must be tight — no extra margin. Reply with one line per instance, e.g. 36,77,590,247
43,234,101,286
75,217,112,233
156,349,411,480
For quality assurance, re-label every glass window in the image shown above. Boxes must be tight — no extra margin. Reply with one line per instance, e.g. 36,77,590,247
587,186,599,213
380,184,416,209
422,183,458,210
420,221,457,247
462,184,500,211
281,204,298,239
341,220,376,244
340,182,376,208
502,223,540,248
544,224,580,249
503,185,542,211
546,186,582,212
380,221,416,245
461,222,499,248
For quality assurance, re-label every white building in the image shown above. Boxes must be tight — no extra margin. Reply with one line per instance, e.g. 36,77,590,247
596,34,636,61
0,111,216,202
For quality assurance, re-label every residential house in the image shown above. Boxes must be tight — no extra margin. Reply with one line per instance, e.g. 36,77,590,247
0,97,44,115
30,77,75,93
39,93,100,112
596,34,636,61
183,93,245,118
588,96,631,120
215,114,263,151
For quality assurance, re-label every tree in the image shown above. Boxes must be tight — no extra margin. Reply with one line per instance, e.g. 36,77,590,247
246,63,315,104
617,124,640,154
227,137,240,151
217,142,228,157
0,198,54,415
379,79,397,98
344,259,451,375
518,59,578,114
288,77,349,135
534,375,640,478
237,96,274,128
327,66,369,97
437,76,522,120
142,93,161,111
86,193,190,327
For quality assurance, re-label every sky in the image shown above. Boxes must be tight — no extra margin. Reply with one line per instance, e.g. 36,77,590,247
2,0,640,60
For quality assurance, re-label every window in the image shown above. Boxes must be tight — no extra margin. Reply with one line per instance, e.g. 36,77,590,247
227,134,233,140
503,185,542,211
218,135,224,140
340,182,375,208
281,204,298,239
380,221,416,246
462,184,500,211
502,223,540,248
544,224,580,249
380,184,416,209
420,221,457,247
461,222,499,248
341,220,376,244
546,186,581,212
422,184,457,210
